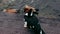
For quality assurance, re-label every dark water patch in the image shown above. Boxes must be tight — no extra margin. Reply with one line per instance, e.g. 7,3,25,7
52,0,56,2
39,17,60,24
58,15,60,16
53,9,60,13
0,21,4,27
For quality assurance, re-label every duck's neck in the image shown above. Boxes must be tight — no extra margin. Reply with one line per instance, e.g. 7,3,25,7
25,12,33,17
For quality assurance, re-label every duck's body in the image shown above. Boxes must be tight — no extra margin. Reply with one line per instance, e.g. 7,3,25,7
23,5,45,34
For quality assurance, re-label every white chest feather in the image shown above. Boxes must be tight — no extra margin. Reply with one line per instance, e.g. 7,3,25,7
25,13,33,16
25,13,28,16
30,12,33,16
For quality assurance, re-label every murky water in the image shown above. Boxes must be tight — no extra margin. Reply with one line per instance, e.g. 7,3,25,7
0,11,60,34
0,11,35,34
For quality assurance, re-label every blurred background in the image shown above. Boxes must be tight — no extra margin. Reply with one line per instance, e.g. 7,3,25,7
0,0,60,34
